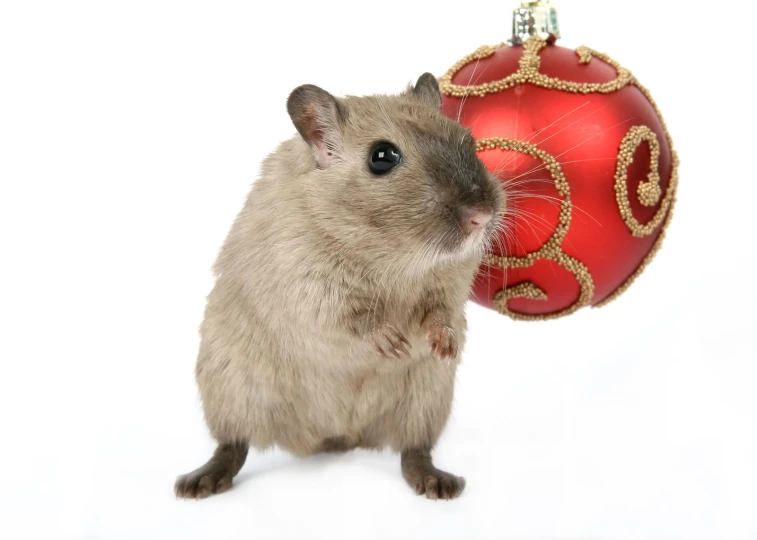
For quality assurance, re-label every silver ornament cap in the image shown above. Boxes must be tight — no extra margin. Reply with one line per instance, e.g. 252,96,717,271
511,0,560,45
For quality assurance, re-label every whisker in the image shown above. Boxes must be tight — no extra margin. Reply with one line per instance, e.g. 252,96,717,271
555,117,636,159
532,101,611,148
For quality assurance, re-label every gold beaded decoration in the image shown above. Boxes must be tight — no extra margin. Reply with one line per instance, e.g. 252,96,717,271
478,137,595,321
615,125,678,237
502,282,548,302
440,36,679,318
438,38,634,98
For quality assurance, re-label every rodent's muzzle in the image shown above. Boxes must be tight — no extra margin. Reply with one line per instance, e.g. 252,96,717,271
451,173,502,239
452,204,494,236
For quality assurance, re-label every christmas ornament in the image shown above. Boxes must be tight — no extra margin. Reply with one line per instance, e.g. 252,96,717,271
439,0,678,320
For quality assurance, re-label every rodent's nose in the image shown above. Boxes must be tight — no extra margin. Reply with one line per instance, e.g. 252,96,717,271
454,205,493,235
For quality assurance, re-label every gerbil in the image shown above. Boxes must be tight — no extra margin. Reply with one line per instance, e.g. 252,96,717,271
174,73,504,500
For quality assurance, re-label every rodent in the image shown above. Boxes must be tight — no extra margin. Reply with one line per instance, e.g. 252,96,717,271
174,73,504,500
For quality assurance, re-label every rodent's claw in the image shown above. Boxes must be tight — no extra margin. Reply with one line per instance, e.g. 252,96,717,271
426,325,458,361
370,322,411,359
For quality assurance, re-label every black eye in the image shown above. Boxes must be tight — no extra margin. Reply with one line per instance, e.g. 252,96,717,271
368,142,402,175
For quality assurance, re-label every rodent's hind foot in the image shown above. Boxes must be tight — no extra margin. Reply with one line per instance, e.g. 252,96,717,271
414,469,466,500
174,442,248,500
401,447,465,500
174,468,233,499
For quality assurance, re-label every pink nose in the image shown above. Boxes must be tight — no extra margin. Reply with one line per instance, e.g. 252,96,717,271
454,205,493,235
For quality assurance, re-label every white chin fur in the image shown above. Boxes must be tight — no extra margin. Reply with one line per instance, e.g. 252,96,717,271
459,231,487,259
405,232,486,277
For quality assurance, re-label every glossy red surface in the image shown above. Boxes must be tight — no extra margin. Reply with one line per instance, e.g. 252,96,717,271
442,43,672,317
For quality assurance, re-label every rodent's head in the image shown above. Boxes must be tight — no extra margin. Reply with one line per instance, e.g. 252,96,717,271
286,73,504,272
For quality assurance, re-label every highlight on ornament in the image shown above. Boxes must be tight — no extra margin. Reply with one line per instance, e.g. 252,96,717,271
439,0,678,321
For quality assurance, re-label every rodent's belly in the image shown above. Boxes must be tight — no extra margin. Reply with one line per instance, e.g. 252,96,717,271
300,354,423,445
271,325,459,450
305,331,431,372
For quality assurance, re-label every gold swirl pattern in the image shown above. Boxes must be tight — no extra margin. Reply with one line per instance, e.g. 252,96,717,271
615,125,678,237
502,282,547,302
438,38,634,98
441,36,679,317
478,138,595,321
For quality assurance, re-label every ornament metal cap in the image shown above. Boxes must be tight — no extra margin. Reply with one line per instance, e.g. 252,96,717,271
511,0,560,45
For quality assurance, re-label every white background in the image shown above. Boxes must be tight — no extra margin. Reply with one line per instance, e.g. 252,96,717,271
1,1,755,539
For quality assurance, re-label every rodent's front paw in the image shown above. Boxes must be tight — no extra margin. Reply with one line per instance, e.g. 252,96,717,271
426,324,458,361
369,322,411,359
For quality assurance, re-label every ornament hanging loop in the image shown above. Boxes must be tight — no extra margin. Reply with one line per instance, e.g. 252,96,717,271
511,0,560,45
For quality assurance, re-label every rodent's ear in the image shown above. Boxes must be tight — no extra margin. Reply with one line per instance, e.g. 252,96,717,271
411,73,442,110
287,84,345,168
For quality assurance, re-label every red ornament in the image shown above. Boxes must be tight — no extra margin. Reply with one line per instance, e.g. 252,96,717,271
439,8,678,320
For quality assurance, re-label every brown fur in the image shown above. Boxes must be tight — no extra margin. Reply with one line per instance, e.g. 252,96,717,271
175,74,504,500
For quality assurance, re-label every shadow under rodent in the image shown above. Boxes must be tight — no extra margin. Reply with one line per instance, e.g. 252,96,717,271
175,73,504,501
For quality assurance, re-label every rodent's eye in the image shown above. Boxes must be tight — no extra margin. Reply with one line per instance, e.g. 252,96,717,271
368,142,402,175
